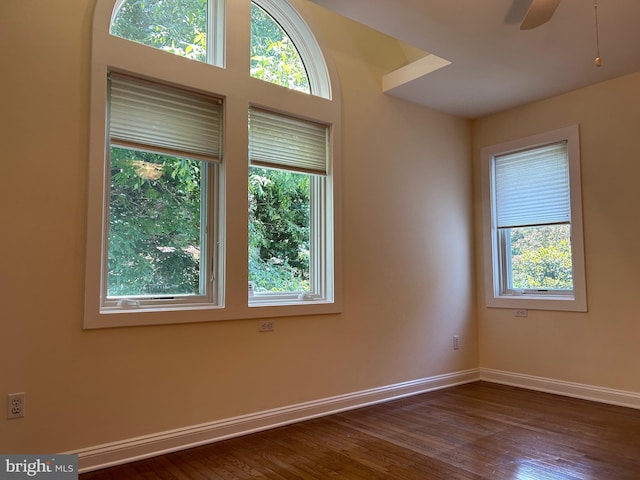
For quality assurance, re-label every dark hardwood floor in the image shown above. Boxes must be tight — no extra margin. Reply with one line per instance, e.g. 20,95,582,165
80,381,640,479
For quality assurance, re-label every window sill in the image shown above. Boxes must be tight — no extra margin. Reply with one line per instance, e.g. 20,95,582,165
84,300,341,329
486,293,587,312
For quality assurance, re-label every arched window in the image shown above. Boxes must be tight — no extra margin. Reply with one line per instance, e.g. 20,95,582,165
111,0,208,62
108,0,330,97
250,2,310,93
85,0,341,328
250,0,331,98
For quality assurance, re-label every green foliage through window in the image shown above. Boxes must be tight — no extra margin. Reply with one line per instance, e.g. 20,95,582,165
250,3,310,93
507,224,573,290
109,0,318,296
108,147,205,297
110,0,208,62
249,167,311,292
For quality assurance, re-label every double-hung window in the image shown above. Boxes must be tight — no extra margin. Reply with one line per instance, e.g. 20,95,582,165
248,108,330,304
104,74,221,310
481,125,587,311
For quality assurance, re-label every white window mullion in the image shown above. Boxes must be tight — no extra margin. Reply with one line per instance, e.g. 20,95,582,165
315,175,328,299
207,0,225,67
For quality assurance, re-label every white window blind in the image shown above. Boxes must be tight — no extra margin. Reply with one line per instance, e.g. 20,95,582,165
494,141,570,228
249,107,328,174
109,73,222,162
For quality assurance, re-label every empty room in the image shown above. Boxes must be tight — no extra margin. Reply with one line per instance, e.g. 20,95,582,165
1,0,639,478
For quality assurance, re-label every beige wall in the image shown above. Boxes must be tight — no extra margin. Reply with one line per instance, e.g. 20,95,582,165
0,0,475,453
472,73,640,392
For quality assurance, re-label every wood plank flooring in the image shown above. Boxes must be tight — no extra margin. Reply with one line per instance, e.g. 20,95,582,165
80,382,640,479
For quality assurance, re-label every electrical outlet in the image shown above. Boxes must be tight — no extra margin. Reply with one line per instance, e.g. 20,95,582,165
7,393,25,419
453,335,461,350
515,309,528,317
259,320,275,332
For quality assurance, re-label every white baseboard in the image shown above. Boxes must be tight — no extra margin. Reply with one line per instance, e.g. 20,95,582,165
73,368,640,473
480,368,640,410
74,368,480,473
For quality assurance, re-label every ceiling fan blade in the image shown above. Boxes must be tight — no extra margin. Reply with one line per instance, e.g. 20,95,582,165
520,0,561,30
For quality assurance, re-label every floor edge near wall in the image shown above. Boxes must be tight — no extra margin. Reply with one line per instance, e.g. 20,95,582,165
480,368,640,411
71,367,640,473
71,368,480,473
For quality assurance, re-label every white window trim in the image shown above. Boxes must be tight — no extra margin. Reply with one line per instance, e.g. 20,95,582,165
247,107,331,305
101,154,220,312
85,0,342,328
480,125,587,312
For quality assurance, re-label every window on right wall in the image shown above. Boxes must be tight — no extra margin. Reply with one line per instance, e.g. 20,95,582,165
481,125,587,312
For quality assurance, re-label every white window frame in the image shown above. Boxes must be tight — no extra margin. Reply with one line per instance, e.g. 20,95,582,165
247,173,330,306
480,125,587,312
247,107,332,306
103,73,221,310
85,0,342,328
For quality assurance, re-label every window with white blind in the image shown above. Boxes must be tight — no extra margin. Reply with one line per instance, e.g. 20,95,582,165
104,74,222,310
248,108,331,304
85,0,341,328
481,125,587,312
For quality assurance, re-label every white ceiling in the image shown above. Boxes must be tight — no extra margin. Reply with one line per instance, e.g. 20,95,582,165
309,0,640,119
